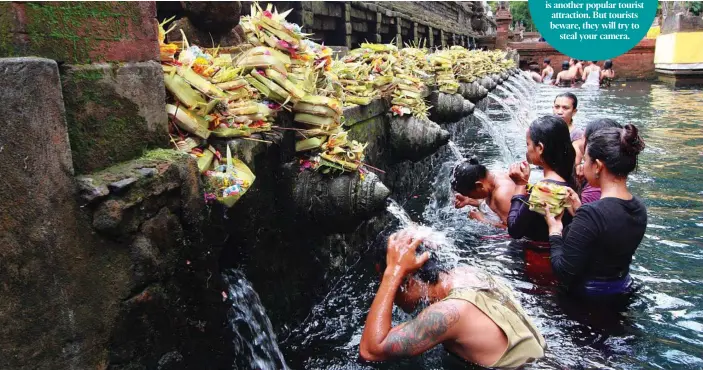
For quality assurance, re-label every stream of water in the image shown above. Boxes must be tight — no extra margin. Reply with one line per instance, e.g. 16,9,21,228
280,80,703,369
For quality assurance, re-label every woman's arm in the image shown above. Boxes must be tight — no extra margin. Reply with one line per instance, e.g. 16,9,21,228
548,206,601,285
572,137,585,166
507,194,532,239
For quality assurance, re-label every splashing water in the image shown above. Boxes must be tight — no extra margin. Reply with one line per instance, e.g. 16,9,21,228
386,198,414,227
487,92,528,128
447,140,464,161
473,109,516,163
497,85,519,102
223,269,289,370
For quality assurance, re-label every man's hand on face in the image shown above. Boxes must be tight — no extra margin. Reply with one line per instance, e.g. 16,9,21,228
454,194,480,208
386,230,430,276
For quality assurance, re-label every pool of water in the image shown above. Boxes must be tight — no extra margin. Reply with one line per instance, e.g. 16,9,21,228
281,79,703,369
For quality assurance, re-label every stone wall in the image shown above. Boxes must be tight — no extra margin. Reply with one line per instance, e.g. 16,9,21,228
233,1,491,49
0,57,231,370
0,2,158,63
1,2,169,174
509,38,657,80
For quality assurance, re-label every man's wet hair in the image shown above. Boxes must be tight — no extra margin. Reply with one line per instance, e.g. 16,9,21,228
543,58,551,65
451,157,487,194
562,61,570,70
529,64,540,73
374,231,446,285
604,60,613,70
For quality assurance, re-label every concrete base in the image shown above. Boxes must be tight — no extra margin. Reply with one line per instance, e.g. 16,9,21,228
656,68,703,86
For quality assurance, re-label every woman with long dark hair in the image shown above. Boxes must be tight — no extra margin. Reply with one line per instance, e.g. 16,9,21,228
578,118,623,203
507,115,577,284
545,123,647,296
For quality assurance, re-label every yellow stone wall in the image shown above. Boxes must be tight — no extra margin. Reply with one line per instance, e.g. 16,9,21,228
654,31,703,64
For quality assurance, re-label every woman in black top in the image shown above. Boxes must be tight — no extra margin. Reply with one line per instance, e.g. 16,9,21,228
507,115,576,285
544,121,647,295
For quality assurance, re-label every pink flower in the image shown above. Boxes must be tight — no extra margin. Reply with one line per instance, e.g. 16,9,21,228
263,10,272,18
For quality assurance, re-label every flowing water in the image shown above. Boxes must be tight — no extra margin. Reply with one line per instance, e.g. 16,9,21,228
282,81,703,369
447,140,464,161
222,269,289,370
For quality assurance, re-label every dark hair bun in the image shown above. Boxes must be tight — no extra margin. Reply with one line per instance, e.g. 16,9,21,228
620,124,645,155
469,157,480,165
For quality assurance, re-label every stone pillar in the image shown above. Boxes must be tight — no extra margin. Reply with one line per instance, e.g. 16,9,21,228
396,16,403,48
301,2,315,34
375,12,383,43
440,29,446,47
495,2,513,49
344,2,352,49
429,26,434,47
0,57,83,368
413,22,419,44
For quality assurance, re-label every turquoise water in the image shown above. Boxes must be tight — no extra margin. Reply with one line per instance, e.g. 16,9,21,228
283,80,703,369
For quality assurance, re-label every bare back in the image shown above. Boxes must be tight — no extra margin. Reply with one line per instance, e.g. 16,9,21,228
488,173,518,222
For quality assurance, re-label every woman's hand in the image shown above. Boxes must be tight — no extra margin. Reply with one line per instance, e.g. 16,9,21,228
509,161,530,185
565,188,582,216
454,194,479,208
386,230,430,276
543,204,564,236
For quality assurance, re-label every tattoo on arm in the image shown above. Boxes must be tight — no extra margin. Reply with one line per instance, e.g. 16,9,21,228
382,303,460,357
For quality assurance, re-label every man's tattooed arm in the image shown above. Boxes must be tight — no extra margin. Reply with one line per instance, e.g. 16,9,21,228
381,301,461,358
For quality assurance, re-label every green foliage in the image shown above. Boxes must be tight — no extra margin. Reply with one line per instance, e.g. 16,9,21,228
689,1,702,16
511,2,535,31
487,1,535,31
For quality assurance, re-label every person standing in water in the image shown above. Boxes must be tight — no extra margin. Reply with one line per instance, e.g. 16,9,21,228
554,61,574,87
541,58,554,84
452,158,518,229
507,115,577,283
553,92,585,167
581,61,601,88
569,58,584,82
600,60,615,87
578,119,623,204
544,123,647,296
528,64,543,83
360,229,546,368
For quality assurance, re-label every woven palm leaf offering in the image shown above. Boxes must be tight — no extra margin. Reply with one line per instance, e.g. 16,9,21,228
526,181,570,217
203,146,256,208
430,51,459,94
317,131,368,173
398,46,434,87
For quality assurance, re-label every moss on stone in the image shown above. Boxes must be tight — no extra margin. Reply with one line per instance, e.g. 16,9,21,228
63,66,165,174
20,2,143,63
0,3,14,57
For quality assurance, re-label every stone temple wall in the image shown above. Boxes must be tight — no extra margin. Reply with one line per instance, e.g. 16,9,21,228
237,1,492,50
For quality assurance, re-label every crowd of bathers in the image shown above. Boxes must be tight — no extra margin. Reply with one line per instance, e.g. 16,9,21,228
527,58,615,88
357,90,647,369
